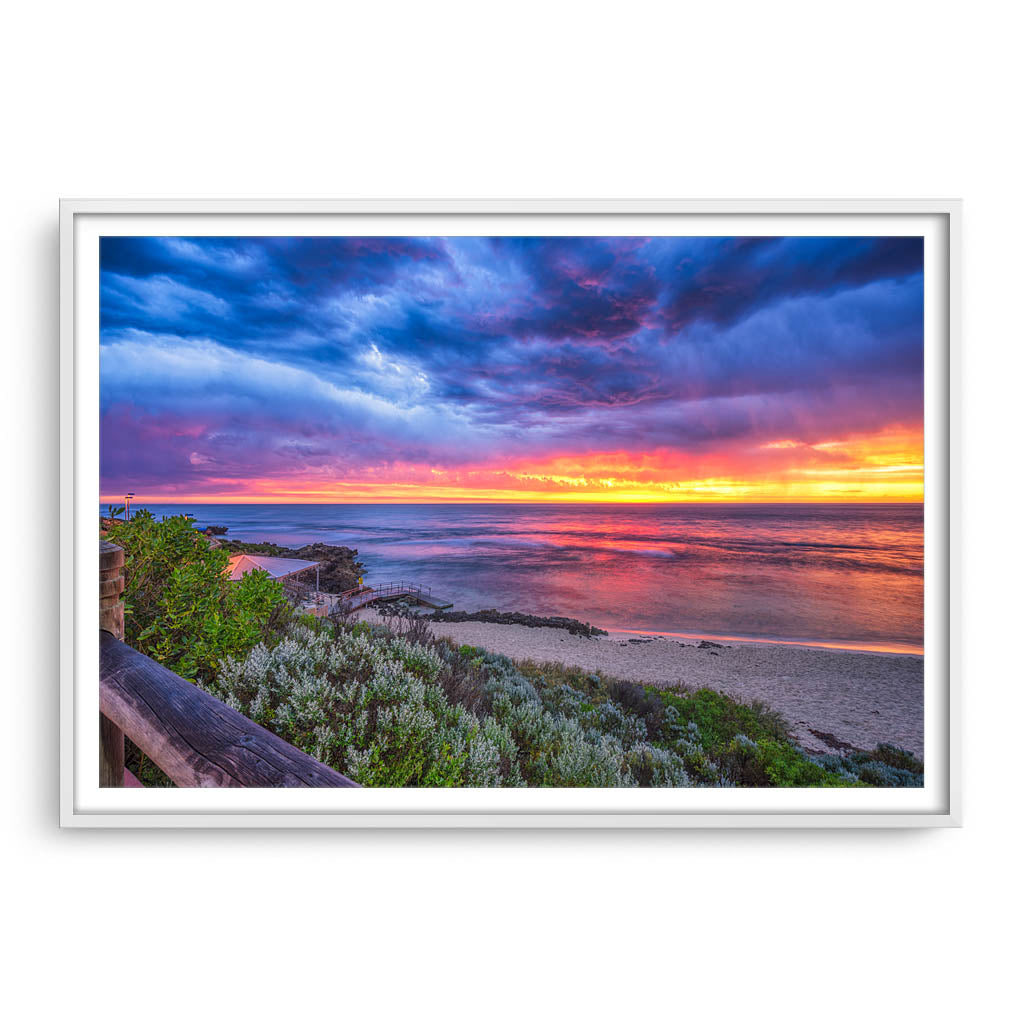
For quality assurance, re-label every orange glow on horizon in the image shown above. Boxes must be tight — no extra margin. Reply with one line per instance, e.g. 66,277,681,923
103,426,923,505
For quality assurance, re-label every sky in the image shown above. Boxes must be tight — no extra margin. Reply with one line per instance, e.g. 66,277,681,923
100,235,924,503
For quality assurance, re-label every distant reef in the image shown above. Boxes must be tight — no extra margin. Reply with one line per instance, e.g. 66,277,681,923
428,608,608,638
221,538,365,593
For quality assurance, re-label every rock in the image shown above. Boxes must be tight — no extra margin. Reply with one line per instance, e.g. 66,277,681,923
428,609,607,637
808,728,858,752
221,539,364,593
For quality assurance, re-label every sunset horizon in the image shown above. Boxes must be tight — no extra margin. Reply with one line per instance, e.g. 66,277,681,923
100,234,923,504
101,493,924,505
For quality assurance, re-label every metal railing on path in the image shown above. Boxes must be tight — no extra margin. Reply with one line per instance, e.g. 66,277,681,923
336,580,450,611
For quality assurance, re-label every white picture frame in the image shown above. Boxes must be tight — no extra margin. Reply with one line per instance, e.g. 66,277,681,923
60,198,961,828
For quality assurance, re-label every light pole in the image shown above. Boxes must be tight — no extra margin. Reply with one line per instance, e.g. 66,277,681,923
124,492,135,521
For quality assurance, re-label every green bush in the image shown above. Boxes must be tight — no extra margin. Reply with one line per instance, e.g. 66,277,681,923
210,625,695,788
872,743,924,775
657,688,789,752
648,688,866,787
105,511,290,684
809,745,923,787
210,627,520,787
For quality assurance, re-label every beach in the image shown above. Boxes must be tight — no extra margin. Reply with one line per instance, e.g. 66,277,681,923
134,504,926,760
356,610,925,757
161,502,925,656
137,500,926,761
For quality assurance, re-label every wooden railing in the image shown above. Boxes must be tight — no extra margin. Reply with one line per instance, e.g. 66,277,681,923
99,541,358,788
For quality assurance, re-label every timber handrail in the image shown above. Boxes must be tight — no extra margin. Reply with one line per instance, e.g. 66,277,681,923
100,633,358,787
99,540,358,788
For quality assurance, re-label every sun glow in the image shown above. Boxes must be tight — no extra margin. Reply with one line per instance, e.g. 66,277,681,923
102,426,923,504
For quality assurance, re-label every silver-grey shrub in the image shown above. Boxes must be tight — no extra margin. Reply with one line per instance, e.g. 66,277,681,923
210,624,694,788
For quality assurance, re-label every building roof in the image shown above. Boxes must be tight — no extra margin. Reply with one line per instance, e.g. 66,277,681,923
226,553,320,582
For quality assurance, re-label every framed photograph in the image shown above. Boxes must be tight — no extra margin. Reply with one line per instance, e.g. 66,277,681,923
60,199,960,827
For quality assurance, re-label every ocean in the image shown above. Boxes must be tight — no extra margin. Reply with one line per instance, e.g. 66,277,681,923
111,502,924,654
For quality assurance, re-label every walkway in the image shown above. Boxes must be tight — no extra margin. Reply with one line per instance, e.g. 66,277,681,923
337,581,453,611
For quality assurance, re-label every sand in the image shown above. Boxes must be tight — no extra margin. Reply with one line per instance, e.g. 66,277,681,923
355,610,925,757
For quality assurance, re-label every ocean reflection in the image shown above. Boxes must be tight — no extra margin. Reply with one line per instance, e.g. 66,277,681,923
119,503,924,653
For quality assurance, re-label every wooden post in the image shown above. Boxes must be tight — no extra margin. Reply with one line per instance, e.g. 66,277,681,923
100,541,125,640
100,541,125,786
99,714,125,788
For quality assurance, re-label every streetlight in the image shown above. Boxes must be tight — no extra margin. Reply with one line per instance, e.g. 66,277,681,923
124,492,135,521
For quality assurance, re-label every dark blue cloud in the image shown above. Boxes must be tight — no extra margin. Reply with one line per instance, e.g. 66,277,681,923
99,235,456,355
657,236,923,330
100,234,924,490
478,237,660,342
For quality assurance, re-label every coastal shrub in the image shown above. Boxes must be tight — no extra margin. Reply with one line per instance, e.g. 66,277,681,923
872,744,924,775
595,700,649,747
625,744,693,787
474,651,689,786
106,510,290,684
718,734,769,786
540,683,594,718
211,626,513,787
810,753,861,784
851,760,922,788
607,679,666,738
804,745,923,788
658,688,789,753
429,643,491,714
494,701,627,787
410,645,894,788
195,610,915,790
715,734,855,788
755,739,856,788
649,689,870,787
652,707,721,783
210,624,697,788
377,602,435,647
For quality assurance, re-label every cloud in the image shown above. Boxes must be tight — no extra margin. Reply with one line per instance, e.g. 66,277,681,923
655,236,923,330
99,235,924,497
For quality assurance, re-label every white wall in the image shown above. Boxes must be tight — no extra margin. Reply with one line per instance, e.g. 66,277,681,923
4,2,1019,1020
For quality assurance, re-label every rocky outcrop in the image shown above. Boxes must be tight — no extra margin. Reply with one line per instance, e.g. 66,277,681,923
428,608,607,637
221,539,365,593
